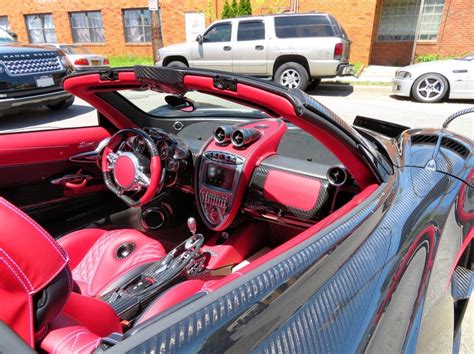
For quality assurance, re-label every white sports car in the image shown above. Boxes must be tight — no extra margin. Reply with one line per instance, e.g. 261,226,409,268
392,52,474,103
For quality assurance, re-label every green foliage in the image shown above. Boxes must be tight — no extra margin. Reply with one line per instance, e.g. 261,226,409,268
239,0,252,16
414,53,459,63
222,0,252,19
231,0,239,17
109,56,153,68
222,0,232,19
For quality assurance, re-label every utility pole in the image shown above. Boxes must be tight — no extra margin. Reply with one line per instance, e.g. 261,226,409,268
149,0,163,64
410,0,426,64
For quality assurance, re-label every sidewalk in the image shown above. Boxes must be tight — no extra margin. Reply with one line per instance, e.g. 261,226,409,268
318,65,401,94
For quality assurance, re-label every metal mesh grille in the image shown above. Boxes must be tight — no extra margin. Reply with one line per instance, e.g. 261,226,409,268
3,56,62,76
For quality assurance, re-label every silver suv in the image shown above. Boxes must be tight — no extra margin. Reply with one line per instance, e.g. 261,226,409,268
157,13,352,90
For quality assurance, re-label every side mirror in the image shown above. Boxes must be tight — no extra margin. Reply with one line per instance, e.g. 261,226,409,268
196,34,203,44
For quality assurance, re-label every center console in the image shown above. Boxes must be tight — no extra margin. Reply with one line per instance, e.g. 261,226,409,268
198,151,243,226
196,119,287,231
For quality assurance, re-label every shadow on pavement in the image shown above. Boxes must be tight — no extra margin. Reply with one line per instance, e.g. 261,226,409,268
0,103,95,132
306,83,354,97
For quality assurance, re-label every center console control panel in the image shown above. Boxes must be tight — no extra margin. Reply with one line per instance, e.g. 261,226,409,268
198,151,243,226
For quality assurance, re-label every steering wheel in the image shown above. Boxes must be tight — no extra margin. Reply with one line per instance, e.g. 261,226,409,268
101,128,162,207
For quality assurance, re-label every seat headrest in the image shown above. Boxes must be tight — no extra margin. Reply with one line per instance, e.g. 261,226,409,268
0,198,70,346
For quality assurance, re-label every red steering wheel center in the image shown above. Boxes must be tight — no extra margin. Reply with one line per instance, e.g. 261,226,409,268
113,154,137,190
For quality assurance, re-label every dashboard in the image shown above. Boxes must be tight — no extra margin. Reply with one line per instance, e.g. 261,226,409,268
129,120,358,231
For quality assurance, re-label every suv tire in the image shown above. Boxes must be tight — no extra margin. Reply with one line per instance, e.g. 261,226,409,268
274,62,309,90
166,61,188,68
47,96,75,110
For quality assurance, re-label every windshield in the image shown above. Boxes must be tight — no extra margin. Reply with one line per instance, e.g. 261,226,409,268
60,45,91,55
0,29,14,43
119,89,272,119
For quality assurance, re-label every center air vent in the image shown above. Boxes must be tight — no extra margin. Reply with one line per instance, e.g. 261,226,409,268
231,128,261,148
213,125,233,145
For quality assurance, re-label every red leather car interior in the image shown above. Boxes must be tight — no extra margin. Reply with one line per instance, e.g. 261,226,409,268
0,197,69,346
263,169,321,210
58,228,167,297
183,75,377,189
135,279,206,325
0,127,110,166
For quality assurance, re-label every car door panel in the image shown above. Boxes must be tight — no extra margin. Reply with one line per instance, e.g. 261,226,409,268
232,20,268,75
191,22,233,72
0,126,118,236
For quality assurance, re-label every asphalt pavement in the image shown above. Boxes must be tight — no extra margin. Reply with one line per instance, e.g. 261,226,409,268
0,86,472,352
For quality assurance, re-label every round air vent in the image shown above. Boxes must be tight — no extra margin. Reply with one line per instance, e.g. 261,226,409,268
327,166,348,186
115,243,135,260
213,125,233,145
231,128,261,148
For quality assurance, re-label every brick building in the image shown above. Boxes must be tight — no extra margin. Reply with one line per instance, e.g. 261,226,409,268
0,0,472,66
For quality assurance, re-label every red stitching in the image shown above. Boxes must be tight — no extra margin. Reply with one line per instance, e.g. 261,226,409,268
52,329,84,354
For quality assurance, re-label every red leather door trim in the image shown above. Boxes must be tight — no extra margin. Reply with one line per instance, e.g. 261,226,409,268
0,127,110,167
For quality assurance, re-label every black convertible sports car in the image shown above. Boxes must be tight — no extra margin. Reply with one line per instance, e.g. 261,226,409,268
0,66,472,353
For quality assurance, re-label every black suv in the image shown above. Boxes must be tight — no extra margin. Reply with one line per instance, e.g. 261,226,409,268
0,29,74,116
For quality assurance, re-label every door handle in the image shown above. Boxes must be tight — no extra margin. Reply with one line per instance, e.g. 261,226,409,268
223,46,232,51
255,45,264,50
51,173,92,189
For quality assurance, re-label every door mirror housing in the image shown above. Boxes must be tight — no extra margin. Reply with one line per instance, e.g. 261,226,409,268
196,34,203,44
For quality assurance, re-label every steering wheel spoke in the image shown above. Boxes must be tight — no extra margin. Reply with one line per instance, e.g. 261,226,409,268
136,170,151,188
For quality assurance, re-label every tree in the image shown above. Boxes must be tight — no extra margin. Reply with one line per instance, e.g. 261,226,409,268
230,0,239,17
222,0,232,19
240,0,252,15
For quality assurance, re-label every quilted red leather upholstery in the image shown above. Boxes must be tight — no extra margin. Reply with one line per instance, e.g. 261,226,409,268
59,228,167,297
40,313,103,354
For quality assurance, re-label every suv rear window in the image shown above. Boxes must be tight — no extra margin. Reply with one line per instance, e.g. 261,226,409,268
237,21,265,41
274,15,334,38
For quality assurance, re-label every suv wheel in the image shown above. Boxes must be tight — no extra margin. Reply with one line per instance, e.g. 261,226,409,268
47,96,75,110
274,62,309,90
411,73,448,103
166,61,188,68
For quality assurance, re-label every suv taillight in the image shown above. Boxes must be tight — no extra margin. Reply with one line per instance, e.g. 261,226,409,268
334,43,343,60
103,58,110,65
74,58,89,66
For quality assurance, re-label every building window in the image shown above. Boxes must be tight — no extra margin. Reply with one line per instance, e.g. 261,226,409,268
25,14,57,43
123,9,151,43
70,11,105,43
0,16,10,30
377,0,445,41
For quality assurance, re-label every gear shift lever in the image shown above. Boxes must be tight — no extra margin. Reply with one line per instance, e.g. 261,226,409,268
187,217,197,240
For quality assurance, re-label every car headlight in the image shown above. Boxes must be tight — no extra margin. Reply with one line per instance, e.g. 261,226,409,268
396,70,412,79
0,62,5,74
59,55,72,68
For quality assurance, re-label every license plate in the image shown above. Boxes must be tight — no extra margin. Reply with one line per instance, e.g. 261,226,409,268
35,75,54,87
91,60,100,66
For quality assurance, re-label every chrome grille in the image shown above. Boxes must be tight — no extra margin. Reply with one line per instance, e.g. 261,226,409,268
3,56,62,76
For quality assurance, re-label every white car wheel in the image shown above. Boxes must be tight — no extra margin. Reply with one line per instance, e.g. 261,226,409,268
412,73,448,103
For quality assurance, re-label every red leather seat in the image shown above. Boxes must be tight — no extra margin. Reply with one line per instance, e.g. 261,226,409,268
58,228,167,297
0,197,167,353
